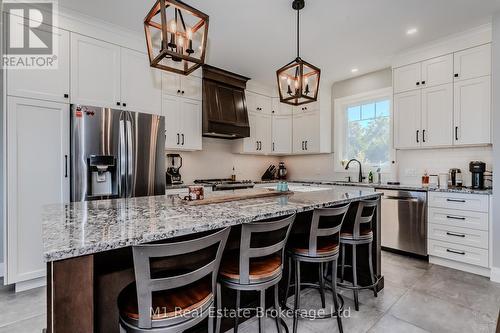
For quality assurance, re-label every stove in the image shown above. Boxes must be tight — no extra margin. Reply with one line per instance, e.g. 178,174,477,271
193,178,255,191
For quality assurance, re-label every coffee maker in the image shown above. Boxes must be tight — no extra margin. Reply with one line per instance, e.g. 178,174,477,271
469,161,486,189
166,154,183,185
448,168,463,188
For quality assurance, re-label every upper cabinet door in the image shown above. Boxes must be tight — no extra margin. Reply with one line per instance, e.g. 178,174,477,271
393,63,421,94
394,90,421,149
272,115,292,154
454,76,491,146
246,91,259,113
256,113,272,153
162,95,181,149
292,113,306,153
180,99,202,150
120,48,161,114
70,33,121,108
421,54,453,88
421,84,453,147
180,75,202,101
302,112,320,153
7,25,70,103
162,72,181,96
243,112,259,153
454,44,491,82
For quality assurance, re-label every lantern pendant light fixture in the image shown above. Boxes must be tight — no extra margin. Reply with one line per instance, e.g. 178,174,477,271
144,0,209,76
276,0,321,106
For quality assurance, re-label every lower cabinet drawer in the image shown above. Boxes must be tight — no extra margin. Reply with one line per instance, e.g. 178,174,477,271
428,239,489,268
428,223,488,249
428,208,488,231
428,192,489,212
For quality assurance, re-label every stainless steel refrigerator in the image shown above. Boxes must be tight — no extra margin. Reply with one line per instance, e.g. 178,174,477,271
70,105,165,202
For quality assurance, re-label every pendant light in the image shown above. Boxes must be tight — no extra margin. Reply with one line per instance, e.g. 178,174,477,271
144,0,209,75
276,0,320,106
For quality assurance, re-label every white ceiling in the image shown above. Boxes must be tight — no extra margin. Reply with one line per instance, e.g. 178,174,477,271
59,0,500,86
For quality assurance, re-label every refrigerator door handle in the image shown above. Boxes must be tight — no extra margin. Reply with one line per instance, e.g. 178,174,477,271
126,117,134,198
119,118,127,197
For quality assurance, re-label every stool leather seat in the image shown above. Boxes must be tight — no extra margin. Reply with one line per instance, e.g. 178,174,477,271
289,236,340,256
219,252,282,283
340,229,373,240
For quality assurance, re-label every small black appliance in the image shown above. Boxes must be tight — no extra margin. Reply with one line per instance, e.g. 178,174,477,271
277,162,287,180
166,154,183,185
469,161,486,189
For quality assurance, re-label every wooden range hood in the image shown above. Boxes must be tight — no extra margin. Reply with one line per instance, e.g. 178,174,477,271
202,65,250,139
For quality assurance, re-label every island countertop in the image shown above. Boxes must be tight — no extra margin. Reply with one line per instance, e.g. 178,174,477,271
42,188,381,262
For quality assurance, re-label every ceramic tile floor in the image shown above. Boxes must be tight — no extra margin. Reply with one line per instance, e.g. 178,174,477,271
0,251,499,332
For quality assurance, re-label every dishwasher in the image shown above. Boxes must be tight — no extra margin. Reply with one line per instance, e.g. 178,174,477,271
375,189,428,256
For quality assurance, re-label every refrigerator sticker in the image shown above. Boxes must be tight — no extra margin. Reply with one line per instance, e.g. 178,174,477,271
75,110,83,118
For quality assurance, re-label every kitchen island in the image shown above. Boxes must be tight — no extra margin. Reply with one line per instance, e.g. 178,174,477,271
42,188,383,333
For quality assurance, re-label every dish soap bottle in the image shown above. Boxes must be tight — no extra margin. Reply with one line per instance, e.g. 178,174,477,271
231,166,236,181
368,171,374,183
422,170,430,188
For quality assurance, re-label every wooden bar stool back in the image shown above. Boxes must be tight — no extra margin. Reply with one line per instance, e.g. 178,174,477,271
118,227,230,333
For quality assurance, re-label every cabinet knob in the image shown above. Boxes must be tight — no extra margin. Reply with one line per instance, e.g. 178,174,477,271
116,102,121,106
64,93,69,98
181,91,185,94
177,89,181,94
416,82,420,86
123,103,127,107
421,81,426,85
454,73,459,78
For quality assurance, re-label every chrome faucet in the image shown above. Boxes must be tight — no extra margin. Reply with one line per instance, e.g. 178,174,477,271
345,159,365,183
376,167,382,185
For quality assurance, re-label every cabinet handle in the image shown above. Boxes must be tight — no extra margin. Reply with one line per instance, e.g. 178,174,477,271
64,93,69,99
446,232,466,238
272,142,275,151
116,102,121,106
181,134,185,145
256,141,259,150
455,126,459,141
301,141,304,150
446,199,466,203
446,215,466,220
422,129,426,143
305,141,308,150
64,155,68,178
446,249,466,255
454,73,459,78
416,130,419,143
177,133,180,145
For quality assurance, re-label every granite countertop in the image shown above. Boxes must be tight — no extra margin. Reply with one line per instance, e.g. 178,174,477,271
42,188,380,262
258,180,492,195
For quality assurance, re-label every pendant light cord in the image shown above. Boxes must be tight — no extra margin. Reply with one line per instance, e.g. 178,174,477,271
296,8,300,58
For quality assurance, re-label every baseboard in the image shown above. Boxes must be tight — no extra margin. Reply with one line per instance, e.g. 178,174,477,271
490,266,500,283
15,276,46,293
429,256,490,277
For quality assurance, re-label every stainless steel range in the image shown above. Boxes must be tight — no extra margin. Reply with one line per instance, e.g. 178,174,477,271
194,179,255,191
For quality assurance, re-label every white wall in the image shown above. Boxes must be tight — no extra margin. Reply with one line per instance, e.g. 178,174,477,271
167,138,279,184
491,12,500,275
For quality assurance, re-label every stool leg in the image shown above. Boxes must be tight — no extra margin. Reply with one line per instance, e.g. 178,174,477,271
293,260,301,333
368,242,378,298
274,284,282,333
216,283,222,333
284,256,292,306
340,244,346,283
234,290,241,333
258,289,265,333
352,244,359,311
331,259,343,333
208,306,214,333
318,263,326,308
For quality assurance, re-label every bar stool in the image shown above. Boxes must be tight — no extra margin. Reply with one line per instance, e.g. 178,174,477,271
217,213,296,333
285,203,350,333
117,227,230,333
339,199,379,311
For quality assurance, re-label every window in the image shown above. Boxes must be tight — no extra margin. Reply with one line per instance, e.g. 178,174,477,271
334,88,393,171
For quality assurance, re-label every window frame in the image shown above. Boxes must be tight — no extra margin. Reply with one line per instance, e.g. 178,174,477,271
333,87,394,173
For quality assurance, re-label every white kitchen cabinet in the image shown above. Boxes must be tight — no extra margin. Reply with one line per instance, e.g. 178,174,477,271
246,91,272,114
295,101,319,114
120,48,161,115
272,98,294,115
162,72,202,101
272,115,292,154
6,97,70,285
453,76,491,145
393,63,421,93
70,33,121,108
240,111,271,154
421,54,453,88
454,44,491,82
421,83,453,147
162,95,202,150
394,90,421,149
293,111,319,153
7,25,70,103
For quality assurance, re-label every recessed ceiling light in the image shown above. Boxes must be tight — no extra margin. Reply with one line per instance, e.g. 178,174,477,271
407,28,418,35
351,68,359,73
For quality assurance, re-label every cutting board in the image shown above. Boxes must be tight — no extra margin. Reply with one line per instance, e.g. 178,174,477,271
185,188,293,206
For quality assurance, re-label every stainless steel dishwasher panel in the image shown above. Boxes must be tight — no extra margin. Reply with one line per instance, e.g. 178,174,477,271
376,189,428,256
